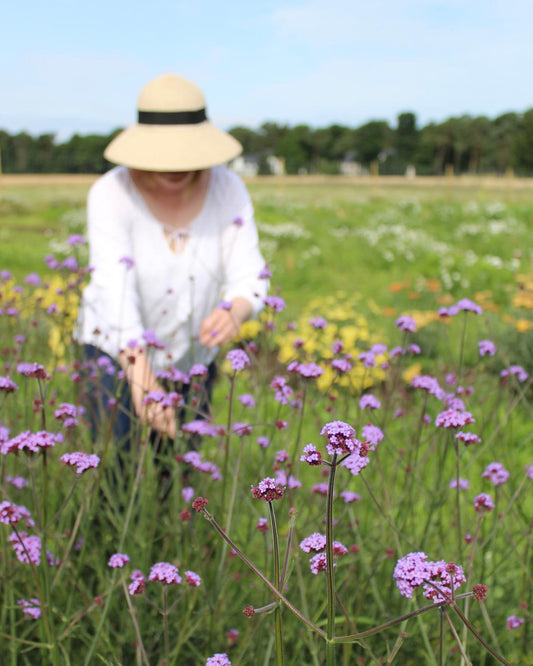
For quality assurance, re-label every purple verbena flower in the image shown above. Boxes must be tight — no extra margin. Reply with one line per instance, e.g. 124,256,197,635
340,490,360,503
16,362,50,380
456,298,482,315
263,296,286,312
300,533,327,553
501,365,529,383
0,376,19,392
17,598,41,619
226,349,250,371
320,420,359,456
482,462,509,486
474,493,495,513
60,452,100,474
184,570,202,587
308,316,328,329
149,562,182,584
507,616,525,630
300,443,322,465
449,478,469,490
9,532,41,565
142,329,165,349
108,553,130,568
435,409,475,429
182,420,218,437
251,477,285,502
359,394,381,410
238,393,255,408
395,315,417,332
478,340,496,357
206,654,232,666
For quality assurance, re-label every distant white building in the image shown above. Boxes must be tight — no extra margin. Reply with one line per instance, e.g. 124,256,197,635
228,154,285,177
228,155,259,177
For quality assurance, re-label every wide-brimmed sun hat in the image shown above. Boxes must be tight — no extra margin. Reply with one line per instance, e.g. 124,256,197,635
104,73,242,172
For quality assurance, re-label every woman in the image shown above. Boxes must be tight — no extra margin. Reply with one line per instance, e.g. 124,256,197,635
77,73,268,441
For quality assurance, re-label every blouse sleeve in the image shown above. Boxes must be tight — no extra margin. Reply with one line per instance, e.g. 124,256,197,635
220,187,269,317
80,175,145,355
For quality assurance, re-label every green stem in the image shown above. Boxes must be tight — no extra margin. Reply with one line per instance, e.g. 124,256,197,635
326,456,337,666
269,501,284,666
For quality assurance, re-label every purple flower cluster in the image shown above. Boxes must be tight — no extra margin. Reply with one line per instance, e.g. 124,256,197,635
182,420,218,438
60,452,100,474
182,451,221,480
206,654,232,666
394,552,466,603
395,315,417,332
226,349,250,371
435,409,475,429
108,553,130,568
300,443,322,466
251,477,285,502
320,421,359,456
482,462,509,486
2,430,64,455
17,598,41,619
0,501,34,526
149,562,182,585
270,376,294,404
500,365,529,383
263,296,286,312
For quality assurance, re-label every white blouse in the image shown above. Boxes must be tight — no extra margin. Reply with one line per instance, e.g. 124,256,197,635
77,165,267,371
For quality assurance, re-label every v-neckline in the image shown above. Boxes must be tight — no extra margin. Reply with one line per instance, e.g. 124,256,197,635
126,168,213,254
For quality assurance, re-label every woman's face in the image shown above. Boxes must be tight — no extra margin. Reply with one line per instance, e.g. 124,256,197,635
132,169,199,195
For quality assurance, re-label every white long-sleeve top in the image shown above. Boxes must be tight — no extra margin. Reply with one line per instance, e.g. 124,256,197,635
77,165,268,371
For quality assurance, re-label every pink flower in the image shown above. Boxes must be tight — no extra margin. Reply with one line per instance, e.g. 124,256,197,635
320,421,359,456
478,340,496,356
238,393,255,408
270,376,293,404
263,296,286,312
359,394,381,410
182,452,221,480
182,486,194,503
256,518,269,532
449,478,469,490
311,483,329,495
16,362,50,380
233,422,252,437
456,298,482,315
395,315,417,332
308,316,328,329
296,362,324,379
341,453,370,476
226,349,250,371
300,533,327,553
108,553,130,568
482,462,509,486
501,365,529,383
435,409,475,429
332,358,352,373
1,430,64,455
60,452,100,474
361,423,384,449
17,598,41,619
142,329,165,349
184,570,202,587
128,570,146,595
251,477,285,502
358,351,376,367
257,436,271,448
310,552,329,574
149,562,182,585
182,420,218,437
0,376,19,392
9,532,41,565
507,615,525,630
340,490,360,503
300,443,322,465
474,493,495,513
455,432,481,445
0,502,33,526
411,375,444,398
189,364,208,377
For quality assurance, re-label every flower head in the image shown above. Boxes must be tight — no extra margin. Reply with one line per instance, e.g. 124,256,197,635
226,349,250,371
108,553,130,568
456,298,482,315
435,409,475,429
359,394,381,410
482,462,509,487
321,420,359,456
149,562,181,585
206,654,231,666
17,598,41,619
395,315,417,332
300,443,322,465
251,477,285,502
263,296,286,312
478,340,496,357
507,616,525,630
501,365,529,383
474,493,495,513
60,452,100,474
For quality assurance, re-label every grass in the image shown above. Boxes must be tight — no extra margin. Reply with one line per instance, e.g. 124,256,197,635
0,174,533,664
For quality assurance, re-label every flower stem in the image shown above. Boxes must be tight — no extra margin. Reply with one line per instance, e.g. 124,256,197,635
269,501,284,666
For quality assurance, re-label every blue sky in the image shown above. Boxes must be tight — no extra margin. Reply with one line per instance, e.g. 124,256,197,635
2,0,532,139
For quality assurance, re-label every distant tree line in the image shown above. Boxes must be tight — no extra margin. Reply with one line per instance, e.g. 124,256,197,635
1,109,533,176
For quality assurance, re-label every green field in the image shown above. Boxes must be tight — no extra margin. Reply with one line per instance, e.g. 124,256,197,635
1,174,533,665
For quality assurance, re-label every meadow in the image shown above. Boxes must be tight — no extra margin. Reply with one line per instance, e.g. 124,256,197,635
1,174,533,665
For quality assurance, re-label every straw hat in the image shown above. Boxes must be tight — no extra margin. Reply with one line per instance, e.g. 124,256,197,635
104,74,242,172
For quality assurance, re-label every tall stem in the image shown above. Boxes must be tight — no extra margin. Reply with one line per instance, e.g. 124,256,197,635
326,455,337,666
269,501,284,666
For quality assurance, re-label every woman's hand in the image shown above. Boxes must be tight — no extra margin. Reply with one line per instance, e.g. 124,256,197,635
142,402,177,439
199,298,253,349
